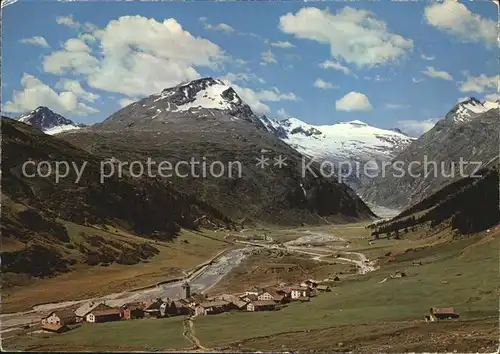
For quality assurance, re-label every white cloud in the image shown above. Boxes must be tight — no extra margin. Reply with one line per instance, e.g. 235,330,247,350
318,59,351,75
56,15,80,28
221,80,298,114
261,50,278,64
44,16,226,98
220,72,266,84
56,15,97,32
199,17,234,33
335,92,372,111
420,54,434,61
385,103,410,109
255,87,299,102
2,73,98,116
206,23,234,32
43,38,99,74
55,79,99,102
484,93,500,102
421,66,453,81
20,36,50,48
276,108,290,118
234,58,248,66
424,0,496,46
459,74,499,93
119,98,137,108
270,41,295,48
396,119,438,137
313,78,337,89
412,77,424,83
279,7,413,68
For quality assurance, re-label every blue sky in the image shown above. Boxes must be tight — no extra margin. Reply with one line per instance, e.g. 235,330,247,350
2,0,498,136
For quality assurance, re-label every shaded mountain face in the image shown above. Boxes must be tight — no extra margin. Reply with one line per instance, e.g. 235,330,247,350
369,166,499,236
260,117,414,189
16,106,84,135
361,98,499,209
2,117,232,239
62,77,375,225
2,117,233,277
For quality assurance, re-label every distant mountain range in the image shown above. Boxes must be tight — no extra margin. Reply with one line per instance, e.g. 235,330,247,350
60,77,375,225
4,76,499,281
261,117,414,189
13,78,499,215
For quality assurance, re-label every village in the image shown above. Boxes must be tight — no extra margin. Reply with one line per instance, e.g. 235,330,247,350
38,279,335,334
39,275,460,336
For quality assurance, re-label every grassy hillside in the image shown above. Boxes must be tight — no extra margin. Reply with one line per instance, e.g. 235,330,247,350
5,317,190,352
194,227,498,350
2,223,229,312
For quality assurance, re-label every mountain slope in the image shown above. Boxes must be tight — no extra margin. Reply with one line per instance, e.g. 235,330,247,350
262,117,414,189
61,77,375,225
361,98,499,209
368,166,499,237
1,116,232,278
16,106,84,135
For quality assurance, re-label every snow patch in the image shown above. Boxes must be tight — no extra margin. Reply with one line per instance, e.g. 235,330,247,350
278,117,415,163
174,83,234,112
44,124,82,135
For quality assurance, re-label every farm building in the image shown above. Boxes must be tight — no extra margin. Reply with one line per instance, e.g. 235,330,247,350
86,308,122,323
316,285,331,292
290,287,310,300
245,286,264,296
257,291,275,301
301,279,319,288
74,301,111,320
240,294,258,302
121,303,145,320
195,301,231,316
247,300,277,312
159,299,191,317
143,300,163,317
219,295,249,310
41,323,79,334
268,291,286,303
429,307,460,321
41,310,77,326
184,293,208,307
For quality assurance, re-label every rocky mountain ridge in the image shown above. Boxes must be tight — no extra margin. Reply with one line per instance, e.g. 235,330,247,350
16,106,84,135
361,97,499,209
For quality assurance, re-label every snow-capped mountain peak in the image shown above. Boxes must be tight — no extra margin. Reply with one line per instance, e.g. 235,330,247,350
151,77,246,114
448,97,492,124
266,116,415,188
341,120,368,126
16,106,83,135
272,116,414,161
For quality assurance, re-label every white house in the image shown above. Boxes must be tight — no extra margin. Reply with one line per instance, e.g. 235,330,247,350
257,291,274,301
291,287,310,299
41,310,76,326
74,301,110,320
245,286,262,296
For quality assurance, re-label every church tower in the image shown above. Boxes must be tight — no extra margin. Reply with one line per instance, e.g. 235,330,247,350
182,281,191,299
